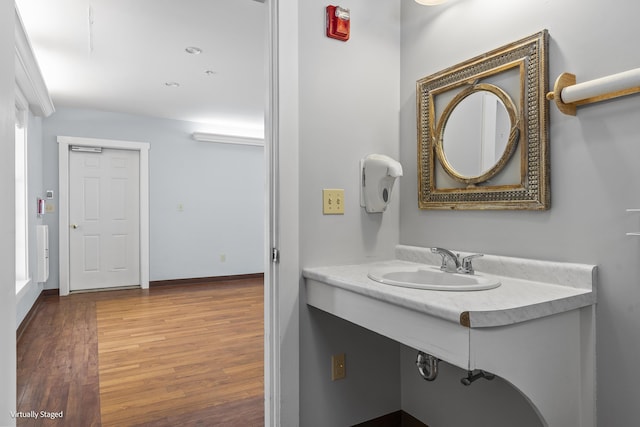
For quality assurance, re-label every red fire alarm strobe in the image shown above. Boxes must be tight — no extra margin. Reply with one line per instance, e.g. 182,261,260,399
326,5,350,42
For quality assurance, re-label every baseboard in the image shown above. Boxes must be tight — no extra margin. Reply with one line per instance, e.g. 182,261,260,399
16,289,58,343
150,273,264,287
352,410,428,427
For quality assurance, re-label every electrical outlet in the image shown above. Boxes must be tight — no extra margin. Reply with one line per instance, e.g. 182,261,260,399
331,353,346,381
323,189,345,215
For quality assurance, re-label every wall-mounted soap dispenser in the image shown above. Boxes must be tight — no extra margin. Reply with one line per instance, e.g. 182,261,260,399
360,154,403,213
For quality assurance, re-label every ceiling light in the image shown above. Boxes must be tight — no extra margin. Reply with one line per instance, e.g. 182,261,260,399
185,46,202,55
415,0,449,5
165,82,180,87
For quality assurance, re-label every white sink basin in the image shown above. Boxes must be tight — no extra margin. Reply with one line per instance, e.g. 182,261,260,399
367,265,501,291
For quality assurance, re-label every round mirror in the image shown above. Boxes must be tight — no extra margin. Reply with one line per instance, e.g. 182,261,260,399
435,83,519,184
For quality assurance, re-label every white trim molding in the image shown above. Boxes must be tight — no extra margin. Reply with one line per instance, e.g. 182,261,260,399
265,0,300,425
14,5,54,117
192,132,264,147
57,136,150,296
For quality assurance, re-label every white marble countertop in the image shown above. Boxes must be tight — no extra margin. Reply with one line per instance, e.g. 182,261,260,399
302,246,597,328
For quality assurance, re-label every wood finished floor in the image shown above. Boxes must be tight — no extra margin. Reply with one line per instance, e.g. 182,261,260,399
16,278,264,427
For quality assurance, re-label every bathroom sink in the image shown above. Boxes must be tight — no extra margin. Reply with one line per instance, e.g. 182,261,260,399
367,265,500,291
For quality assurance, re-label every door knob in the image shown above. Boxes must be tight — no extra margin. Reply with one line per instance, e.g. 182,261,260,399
71,224,79,229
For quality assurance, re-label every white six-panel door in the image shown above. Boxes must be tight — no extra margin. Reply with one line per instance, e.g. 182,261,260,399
69,147,140,291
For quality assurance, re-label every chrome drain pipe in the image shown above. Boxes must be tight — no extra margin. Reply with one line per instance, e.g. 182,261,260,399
416,351,439,381
461,369,496,386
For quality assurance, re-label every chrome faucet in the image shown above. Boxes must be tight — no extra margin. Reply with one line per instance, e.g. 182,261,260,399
430,248,483,274
431,247,460,273
459,253,483,274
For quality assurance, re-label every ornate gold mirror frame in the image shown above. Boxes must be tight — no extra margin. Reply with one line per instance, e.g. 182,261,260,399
417,30,550,210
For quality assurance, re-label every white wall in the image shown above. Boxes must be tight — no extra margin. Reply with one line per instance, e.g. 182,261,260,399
399,0,640,425
0,1,17,424
42,107,264,286
16,113,45,327
298,0,403,424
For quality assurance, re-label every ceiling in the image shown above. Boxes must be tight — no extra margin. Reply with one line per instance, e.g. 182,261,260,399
15,0,267,137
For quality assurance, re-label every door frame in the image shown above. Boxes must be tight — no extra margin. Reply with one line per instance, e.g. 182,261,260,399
265,0,300,424
58,135,150,296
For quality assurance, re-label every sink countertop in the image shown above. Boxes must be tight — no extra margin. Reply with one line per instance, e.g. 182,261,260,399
302,247,597,328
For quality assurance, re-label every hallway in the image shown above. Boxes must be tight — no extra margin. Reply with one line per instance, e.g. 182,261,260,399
16,278,264,426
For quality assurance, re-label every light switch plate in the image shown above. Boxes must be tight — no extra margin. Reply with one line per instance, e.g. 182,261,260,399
323,189,345,215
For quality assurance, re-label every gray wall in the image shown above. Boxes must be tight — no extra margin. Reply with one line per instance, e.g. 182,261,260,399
399,0,640,425
1,2,17,424
42,107,264,287
298,0,403,425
